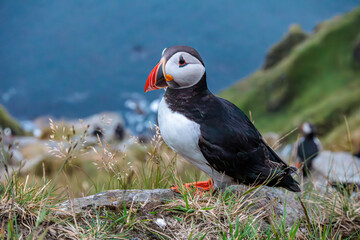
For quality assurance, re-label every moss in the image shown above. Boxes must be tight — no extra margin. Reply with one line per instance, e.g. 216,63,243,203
0,104,25,136
219,7,360,150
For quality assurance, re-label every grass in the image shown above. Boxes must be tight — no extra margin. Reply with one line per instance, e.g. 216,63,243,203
1,119,360,239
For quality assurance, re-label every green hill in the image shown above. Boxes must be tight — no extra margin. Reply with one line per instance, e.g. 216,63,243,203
0,105,25,136
220,8,360,151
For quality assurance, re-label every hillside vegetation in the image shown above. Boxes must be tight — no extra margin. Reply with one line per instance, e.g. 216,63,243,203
0,104,24,135
220,8,360,151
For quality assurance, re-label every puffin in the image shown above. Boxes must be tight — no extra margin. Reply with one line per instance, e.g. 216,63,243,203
297,122,321,177
145,45,300,192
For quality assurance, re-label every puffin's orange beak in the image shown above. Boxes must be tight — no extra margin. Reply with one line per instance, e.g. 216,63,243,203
144,58,172,92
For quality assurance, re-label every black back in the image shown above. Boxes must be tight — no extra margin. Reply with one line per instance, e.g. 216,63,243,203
297,137,319,176
297,137,319,163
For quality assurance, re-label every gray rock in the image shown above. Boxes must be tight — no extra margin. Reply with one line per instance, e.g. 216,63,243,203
56,188,176,215
227,185,303,226
55,185,303,227
312,151,360,184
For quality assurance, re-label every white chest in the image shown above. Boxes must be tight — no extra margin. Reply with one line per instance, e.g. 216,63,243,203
158,98,203,162
157,98,236,188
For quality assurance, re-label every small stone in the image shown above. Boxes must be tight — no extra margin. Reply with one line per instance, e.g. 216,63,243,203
154,218,166,228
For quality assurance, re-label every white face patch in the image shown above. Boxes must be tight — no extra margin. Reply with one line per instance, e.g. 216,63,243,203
165,52,205,88
302,122,312,135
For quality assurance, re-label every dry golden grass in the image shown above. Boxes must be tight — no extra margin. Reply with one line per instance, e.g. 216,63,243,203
0,120,360,239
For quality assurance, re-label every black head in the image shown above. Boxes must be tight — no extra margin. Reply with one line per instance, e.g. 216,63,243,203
145,45,206,92
161,45,204,66
300,122,317,138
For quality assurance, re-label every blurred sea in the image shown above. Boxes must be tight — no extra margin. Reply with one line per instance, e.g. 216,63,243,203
0,1,359,120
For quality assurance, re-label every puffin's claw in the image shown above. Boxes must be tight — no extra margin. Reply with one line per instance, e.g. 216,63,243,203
170,178,214,194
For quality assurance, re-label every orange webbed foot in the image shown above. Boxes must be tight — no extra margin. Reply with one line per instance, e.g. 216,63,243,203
171,178,214,194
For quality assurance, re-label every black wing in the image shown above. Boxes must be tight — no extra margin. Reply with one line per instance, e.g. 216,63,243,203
198,97,298,191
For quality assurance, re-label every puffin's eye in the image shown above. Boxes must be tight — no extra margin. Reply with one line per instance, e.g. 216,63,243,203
179,56,187,67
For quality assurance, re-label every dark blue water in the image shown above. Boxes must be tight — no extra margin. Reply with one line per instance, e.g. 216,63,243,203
0,1,358,119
